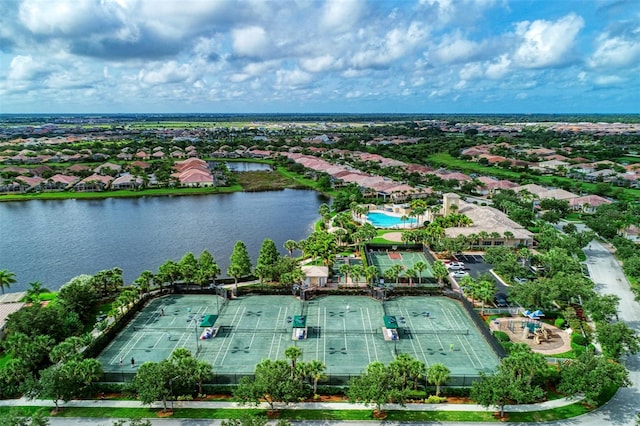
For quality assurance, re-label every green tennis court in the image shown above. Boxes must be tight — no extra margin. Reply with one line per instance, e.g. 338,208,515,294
368,250,435,280
98,294,499,383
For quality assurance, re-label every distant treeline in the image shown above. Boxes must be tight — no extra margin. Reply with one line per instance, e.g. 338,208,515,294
2,112,639,125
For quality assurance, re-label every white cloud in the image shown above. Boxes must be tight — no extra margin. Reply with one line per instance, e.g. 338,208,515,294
19,0,111,36
513,13,584,68
138,61,193,86
485,54,511,79
232,26,269,57
350,21,427,69
594,75,626,85
320,0,364,32
8,55,48,80
275,68,314,89
589,32,640,68
299,55,342,73
433,34,480,63
459,63,484,80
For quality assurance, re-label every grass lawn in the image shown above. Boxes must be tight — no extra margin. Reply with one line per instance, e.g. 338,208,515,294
0,403,597,422
0,186,243,202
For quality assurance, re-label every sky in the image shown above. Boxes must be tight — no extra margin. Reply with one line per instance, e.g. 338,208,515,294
0,0,639,114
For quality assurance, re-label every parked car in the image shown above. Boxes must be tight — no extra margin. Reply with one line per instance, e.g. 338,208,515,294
513,277,527,284
494,293,508,307
447,262,466,270
450,270,469,278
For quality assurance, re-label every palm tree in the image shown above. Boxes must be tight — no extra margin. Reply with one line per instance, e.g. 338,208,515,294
517,247,531,268
26,281,45,303
431,261,448,287
387,264,405,286
0,269,16,295
284,240,298,257
284,346,303,379
339,263,352,285
404,268,418,286
306,359,327,396
364,265,378,288
350,265,364,285
426,363,451,397
414,261,427,285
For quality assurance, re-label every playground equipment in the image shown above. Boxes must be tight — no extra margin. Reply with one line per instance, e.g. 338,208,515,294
523,309,545,320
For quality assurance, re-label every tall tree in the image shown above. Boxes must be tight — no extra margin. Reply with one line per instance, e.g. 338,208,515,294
283,240,298,257
284,346,303,379
228,241,252,287
558,349,631,406
431,261,448,286
347,361,408,414
234,359,306,411
304,359,327,396
426,363,450,397
0,269,17,295
256,239,280,282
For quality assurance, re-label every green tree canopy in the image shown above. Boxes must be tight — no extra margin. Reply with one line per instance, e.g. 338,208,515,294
228,241,253,286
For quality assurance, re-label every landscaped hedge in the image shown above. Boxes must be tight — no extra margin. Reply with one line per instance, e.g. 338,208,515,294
492,330,510,342
571,334,587,346
554,318,566,328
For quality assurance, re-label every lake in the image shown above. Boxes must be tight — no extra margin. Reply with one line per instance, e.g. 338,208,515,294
0,189,327,292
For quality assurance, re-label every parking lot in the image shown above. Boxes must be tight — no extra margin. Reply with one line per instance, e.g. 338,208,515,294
447,253,512,307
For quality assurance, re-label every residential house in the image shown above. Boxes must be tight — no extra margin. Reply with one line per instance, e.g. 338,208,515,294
111,173,144,190
74,174,113,192
567,195,612,214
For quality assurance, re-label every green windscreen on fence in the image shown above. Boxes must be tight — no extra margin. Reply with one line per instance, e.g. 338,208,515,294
384,315,398,329
293,315,306,328
200,314,218,327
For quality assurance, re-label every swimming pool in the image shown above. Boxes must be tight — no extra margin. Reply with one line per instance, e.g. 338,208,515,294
366,211,417,228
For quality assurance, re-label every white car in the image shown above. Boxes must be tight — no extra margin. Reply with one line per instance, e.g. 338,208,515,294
447,262,465,270
450,270,469,278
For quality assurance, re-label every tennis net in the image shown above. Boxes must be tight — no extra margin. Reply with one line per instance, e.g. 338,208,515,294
308,327,380,336
403,328,469,336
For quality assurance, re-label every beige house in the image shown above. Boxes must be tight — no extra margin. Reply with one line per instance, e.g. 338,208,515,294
301,265,329,288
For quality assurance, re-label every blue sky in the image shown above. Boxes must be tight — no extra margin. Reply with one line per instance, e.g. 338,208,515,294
1,0,638,114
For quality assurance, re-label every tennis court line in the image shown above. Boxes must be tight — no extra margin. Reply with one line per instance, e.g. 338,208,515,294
315,304,321,362
267,305,285,359
364,307,379,361
212,306,245,367
359,308,372,363
342,311,348,354
402,307,430,363
398,307,429,367
441,306,482,369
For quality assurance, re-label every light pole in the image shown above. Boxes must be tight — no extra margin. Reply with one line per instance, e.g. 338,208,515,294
194,322,200,353
215,285,220,314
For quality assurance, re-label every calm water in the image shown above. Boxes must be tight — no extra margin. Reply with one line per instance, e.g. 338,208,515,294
224,162,272,172
0,189,327,292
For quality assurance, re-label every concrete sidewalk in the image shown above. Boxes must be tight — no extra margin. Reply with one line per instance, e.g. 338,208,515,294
0,394,583,413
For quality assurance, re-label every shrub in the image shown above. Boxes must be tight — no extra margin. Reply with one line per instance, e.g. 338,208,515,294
501,342,514,353
425,395,447,404
442,387,471,397
493,331,510,342
571,334,587,346
554,318,566,329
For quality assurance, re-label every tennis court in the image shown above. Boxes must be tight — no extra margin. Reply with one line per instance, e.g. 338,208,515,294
98,294,499,382
368,250,435,281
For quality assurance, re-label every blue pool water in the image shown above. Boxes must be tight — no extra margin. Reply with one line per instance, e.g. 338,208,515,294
366,211,417,228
